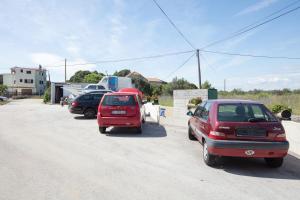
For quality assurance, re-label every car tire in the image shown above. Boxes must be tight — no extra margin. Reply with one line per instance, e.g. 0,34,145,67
99,127,106,134
264,158,283,168
136,126,142,134
203,141,217,166
84,108,96,119
188,126,197,140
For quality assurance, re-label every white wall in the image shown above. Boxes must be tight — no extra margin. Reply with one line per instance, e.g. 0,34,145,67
144,103,160,123
173,89,209,116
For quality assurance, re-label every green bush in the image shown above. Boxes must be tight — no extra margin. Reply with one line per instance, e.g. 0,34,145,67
43,87,51,103
189,97,202,105
270,104,292,114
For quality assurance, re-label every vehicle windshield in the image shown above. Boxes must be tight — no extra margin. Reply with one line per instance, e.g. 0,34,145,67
102,95,136,106
217,103,277,122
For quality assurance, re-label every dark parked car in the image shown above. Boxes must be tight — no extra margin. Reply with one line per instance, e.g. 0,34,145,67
187,99,289,168
69,91,111,118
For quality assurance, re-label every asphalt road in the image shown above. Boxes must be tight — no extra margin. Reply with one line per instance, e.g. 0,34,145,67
0,99,300,200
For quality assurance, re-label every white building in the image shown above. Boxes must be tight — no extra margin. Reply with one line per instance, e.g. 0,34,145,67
0,66,47,95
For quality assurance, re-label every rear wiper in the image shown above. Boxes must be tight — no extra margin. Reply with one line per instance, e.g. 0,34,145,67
248,118,267,122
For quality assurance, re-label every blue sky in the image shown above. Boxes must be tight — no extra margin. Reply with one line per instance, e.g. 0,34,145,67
0,0,299,90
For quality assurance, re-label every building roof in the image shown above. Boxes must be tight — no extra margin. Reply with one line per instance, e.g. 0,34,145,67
147,77,165,83
11,66,46,71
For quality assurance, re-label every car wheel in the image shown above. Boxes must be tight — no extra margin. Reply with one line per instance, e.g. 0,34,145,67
203,141,217,166
0,98,3,101
264,158,283,168
136,126,142,134
188,126,197,140
99,127,106,134
84,108,96,119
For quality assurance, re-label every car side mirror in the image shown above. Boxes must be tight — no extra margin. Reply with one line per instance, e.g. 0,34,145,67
187,111,193,116
142,100,147,104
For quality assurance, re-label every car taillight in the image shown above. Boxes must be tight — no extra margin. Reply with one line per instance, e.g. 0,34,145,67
274,133,286,141
71,101,78,107
209,131,226,140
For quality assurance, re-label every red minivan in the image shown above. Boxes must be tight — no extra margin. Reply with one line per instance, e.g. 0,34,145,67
187,99,289,168
97,92,145,134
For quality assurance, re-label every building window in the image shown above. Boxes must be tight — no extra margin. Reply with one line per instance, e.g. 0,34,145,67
40,81,44,84
31,79,33,83
20,79,23,82
25,79,27,83
20,69,23,73
41,73,43,76
26,71,31,74
14,80,16,84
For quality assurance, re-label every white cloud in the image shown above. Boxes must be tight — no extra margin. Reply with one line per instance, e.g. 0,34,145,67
236,0,278,16
227,72,300,90
30,53,64,66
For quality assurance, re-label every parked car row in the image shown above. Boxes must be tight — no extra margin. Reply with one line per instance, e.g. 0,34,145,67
68,89,146,134
187,99,289,168
68,93,289,168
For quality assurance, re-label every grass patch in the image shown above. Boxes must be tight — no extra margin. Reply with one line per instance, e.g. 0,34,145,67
0,101,9,106
159,96,173,107
219,93,300,115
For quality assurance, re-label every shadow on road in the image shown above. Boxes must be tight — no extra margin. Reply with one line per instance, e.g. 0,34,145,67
106,121,167,138
218,153,300,180
73,116,96,120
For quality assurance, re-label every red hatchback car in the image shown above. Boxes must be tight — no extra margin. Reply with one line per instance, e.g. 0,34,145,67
187,99,289,168
97,92,145,134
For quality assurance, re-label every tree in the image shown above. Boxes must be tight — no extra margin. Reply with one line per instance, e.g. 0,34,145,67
201,81,213,89
83,72,104,83
151,85,162,96
0,84,8,95
113,69,131,77
162,77,198,96
69,70,92,82
131,76,152,96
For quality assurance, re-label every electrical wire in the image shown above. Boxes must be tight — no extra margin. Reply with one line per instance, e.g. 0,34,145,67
201,5,300,49
200,49,300,60
164,52,196,79
151,0,196,49
231,0,300,36
45,50,195,68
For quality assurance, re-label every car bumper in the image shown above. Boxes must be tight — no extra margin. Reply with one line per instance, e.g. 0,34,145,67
97,113,141,127
69,107,83,115
206,138,289,158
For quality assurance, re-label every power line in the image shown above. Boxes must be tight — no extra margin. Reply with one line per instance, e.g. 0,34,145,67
232,0,300,36
200,54,218,73
151,0,196,49
200,49,300,60
201,5,300,49
164,52,196,79
45,50,195,68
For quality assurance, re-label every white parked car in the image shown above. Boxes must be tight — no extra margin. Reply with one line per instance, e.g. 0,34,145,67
83,84,110,93
0,96,8,101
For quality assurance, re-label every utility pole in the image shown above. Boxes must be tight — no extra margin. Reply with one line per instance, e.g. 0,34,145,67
64,58,67,83
196,49,202,89
224,79,226,91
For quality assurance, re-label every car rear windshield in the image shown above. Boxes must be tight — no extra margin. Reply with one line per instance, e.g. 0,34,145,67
102,95,136,106
217,103,277,122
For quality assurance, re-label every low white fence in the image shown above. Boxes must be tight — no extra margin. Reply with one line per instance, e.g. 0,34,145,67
144,103,160,123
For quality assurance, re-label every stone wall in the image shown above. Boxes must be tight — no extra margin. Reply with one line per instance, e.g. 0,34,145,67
173,89,209,116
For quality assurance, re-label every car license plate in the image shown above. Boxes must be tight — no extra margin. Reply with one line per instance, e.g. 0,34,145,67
112,110,126,115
